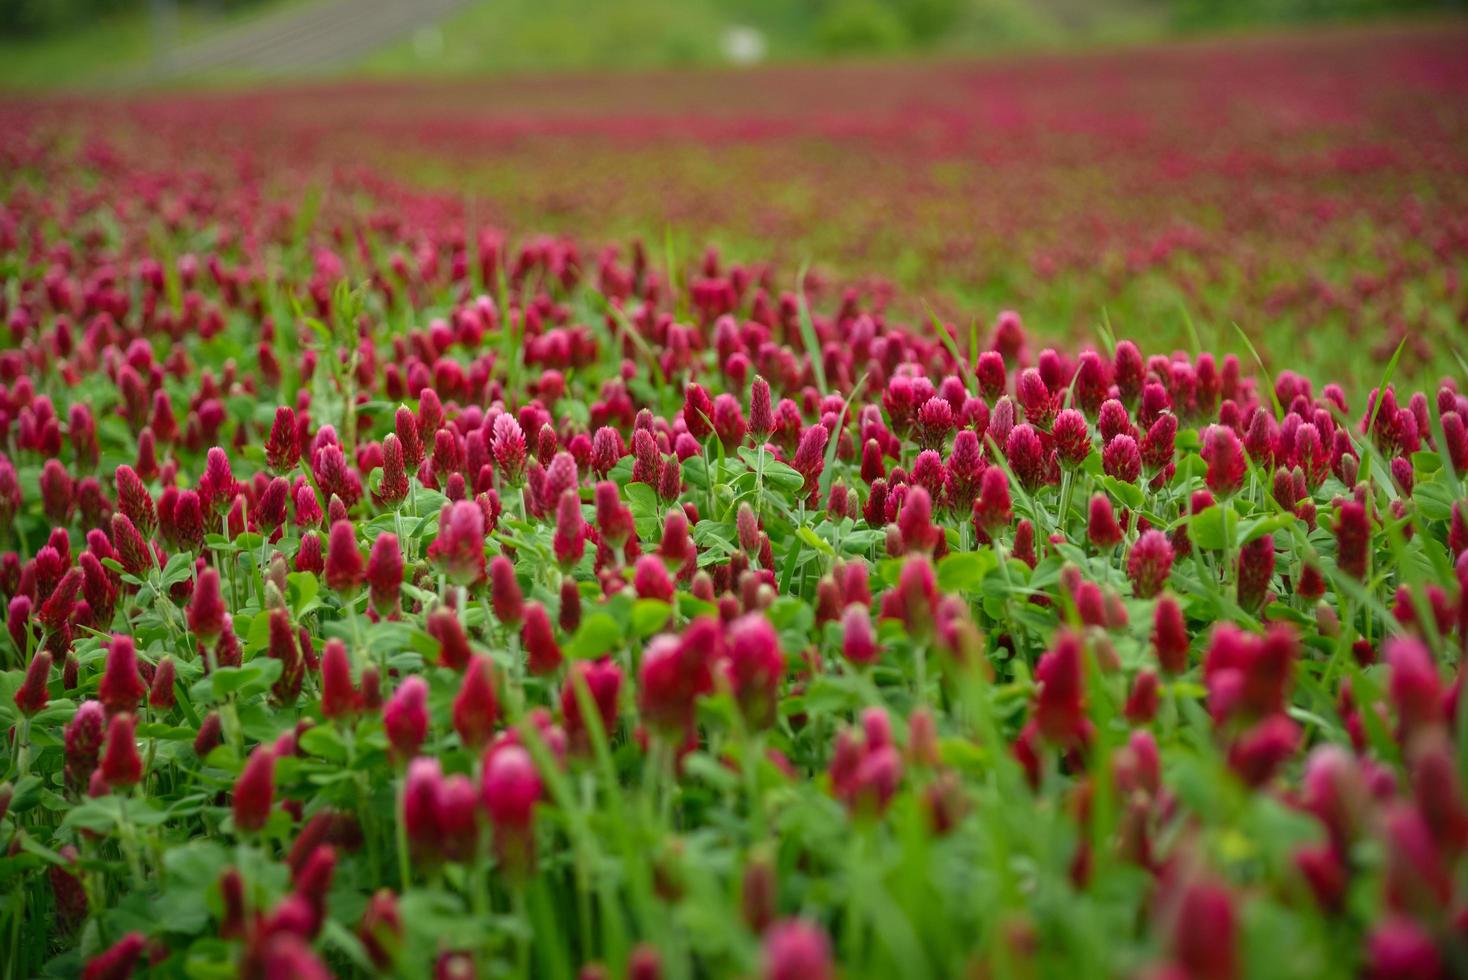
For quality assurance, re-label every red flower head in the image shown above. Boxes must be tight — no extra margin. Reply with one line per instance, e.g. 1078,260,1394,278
489,555,524,627
481,742,540,827
99,711,143,790
1166,880,1237,980
265,406,300,472
749,376,774,440
366,533,404,615
14,650,51,716
82,932,146,980
376,434,410,506
1017,368,1054,428
1202,425,1246,497
198,446,235,515
187,568,228,644
256,476,290,531
1102,434,1141,484
99,633,147,716
1387,636,1444,747
319,639,358,720
492,413,527,485
553,490,586,569
110,513,152,578
561,657,623,747
233,744,276,833
453,655,499,750
296,530,324,574
426,607,473,671
1113,340,1144,404
40,459,74,524
972,466,1013,536
114,464,156,536
1365,918,1444,980
1126,531,1174,599
324,520,365,594
975,351,1006,402
897,486,941,554
634,554,675,603
1236,533,1275,610
791,425,829,499
1052,409,1091,467
384,676,430,763
522,602,563,676
1141,413,1177,474
38,566,83,632
359,890,403,971
1227,713,1300,786
916,396,955,452
146,654,175,707
842,604,879,666
1152,594,1189,674
1087,494,1124,549
1004,423,1047,492
65,700,105,789
683,382,714,440
1334,500,1370,581
1033,631,1089,746
762,919,833,980
293,480,323,527
724,613,784,731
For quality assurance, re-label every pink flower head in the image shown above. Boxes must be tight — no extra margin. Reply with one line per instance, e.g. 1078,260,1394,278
1004,423,1047,492
492,413,527,485
521,602,563,676
1052,409,1091,466
366,533,404,615
561,657,623,747
426,607,473,671
187,569,228,644
453,655,500,749
724,613,784,731
1152,594,1189,674
319,639,358,720
1202,425,1246,497
1126,531,1174,599
383,676,430,763
428,501,486,586
1087,494,1124,549
324,520,366,594
762,919,833,980
972,466,1013,535
1102,434,1141,484
98,633,147,716
14,650,51,716
99,712,143,790
841,604,879,666
233,744,276,832
265,406,300,472
489,555,524,627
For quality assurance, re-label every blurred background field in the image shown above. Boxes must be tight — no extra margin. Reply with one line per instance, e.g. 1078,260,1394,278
2,0,1466,389
0,0,1461,87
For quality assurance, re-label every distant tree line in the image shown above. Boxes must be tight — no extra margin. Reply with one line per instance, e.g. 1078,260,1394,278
0,0,265,38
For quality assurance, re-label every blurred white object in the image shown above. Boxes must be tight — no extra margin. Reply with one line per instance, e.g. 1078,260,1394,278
721,26,766,66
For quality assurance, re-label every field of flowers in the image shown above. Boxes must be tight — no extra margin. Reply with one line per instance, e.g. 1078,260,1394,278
2,20,1468,980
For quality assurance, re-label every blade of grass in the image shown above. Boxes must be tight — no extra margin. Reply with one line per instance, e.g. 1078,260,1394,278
796,261,828,395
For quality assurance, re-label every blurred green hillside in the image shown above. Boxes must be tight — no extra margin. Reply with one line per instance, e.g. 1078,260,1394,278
362,0,1454,74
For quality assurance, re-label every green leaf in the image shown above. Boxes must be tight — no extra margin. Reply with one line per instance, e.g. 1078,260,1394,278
209,658,283,700
630,599,672,637
565,613,623,659
936,549,997,593
1190,504,1239,551
1097,475,1144,511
